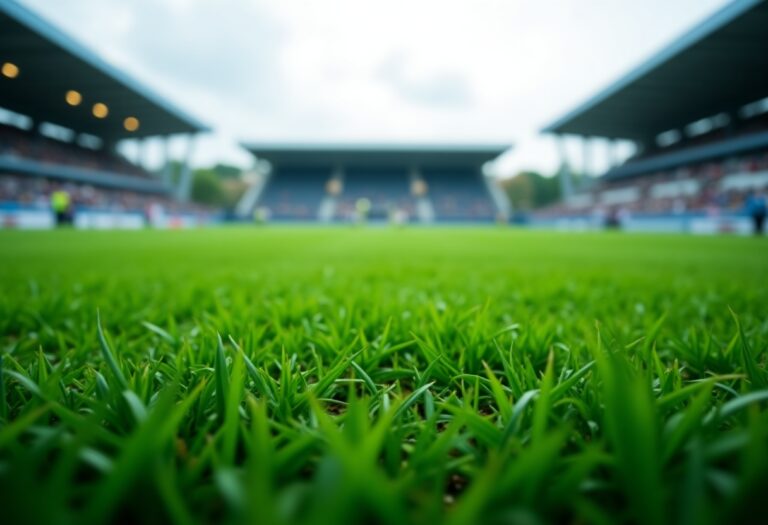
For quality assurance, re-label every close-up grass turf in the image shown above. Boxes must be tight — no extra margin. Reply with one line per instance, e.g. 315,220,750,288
1,227,767,525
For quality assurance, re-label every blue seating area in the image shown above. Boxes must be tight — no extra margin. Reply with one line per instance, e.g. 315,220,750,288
335,167,414,220
257,165,500,222
422,167,495,221
258,166,329,220
244,146,506,223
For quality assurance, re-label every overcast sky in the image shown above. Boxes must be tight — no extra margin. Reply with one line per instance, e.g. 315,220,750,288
20,0,729,176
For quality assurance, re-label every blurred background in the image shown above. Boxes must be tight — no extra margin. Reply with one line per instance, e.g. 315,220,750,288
1,0,766,233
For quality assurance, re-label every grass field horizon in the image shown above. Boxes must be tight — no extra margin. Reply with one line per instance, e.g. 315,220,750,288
1,227,767,524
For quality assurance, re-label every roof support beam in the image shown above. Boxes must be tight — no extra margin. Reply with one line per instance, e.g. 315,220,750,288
139,137,151,171
162,136,173,188
608,139,621,170
581,137,593,190
556,135,574,198
176,133,196,202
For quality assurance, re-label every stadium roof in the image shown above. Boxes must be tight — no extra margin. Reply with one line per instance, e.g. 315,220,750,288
543,0,768,141
0,0,207,140
242,143,511,167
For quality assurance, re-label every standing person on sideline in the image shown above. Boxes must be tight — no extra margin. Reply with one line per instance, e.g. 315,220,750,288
746,190,767,235
50,188,72,227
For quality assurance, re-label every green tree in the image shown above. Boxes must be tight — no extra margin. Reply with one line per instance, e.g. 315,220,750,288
191,169,226,206
209,163,242,179
153,162,245,208
501,171,562,211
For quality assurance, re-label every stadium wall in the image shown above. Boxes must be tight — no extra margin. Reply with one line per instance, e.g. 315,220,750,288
0,203,221,229
527,211,753,235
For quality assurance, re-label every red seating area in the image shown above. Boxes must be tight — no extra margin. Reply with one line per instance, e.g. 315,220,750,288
0,173,212,214
0,123,149,178
538,151,768,217
0,124,214,215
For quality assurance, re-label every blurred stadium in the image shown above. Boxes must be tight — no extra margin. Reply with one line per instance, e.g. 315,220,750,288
238,144,511,223
1,0,765,232
2,1,768,524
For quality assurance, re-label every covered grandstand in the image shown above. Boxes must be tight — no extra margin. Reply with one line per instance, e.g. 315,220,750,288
541,0,768,233
0,0,209,228
239,144,512,223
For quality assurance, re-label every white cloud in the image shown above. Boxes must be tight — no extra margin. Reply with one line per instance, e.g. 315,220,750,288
19,0,731,175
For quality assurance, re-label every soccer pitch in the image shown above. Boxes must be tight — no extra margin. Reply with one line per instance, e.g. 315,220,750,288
1,227,767,525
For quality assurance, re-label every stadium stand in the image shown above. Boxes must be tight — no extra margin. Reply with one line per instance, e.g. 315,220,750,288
541,0,768,233
241,144,511,223
336,167,413,221
0,123,149,178
0,0,209,228
421,166,497,221
256,166,328,221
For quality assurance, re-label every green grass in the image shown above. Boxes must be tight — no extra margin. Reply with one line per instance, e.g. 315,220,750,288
1,227,767,525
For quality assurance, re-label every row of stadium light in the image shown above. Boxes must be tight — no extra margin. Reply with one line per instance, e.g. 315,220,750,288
2,61,140,132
